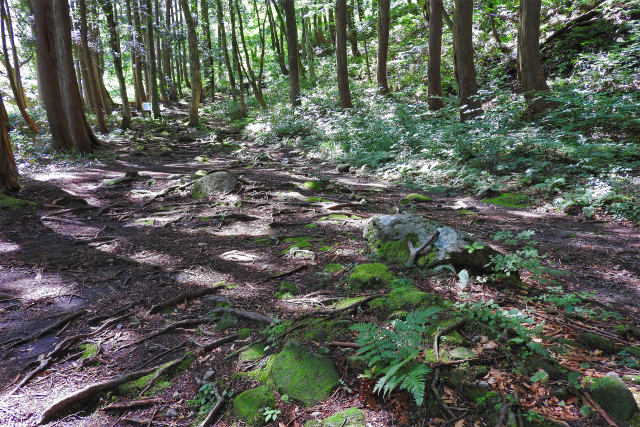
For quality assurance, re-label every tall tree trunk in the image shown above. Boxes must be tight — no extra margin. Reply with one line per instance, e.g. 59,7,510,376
179,0,201,125
303,15,316,85
356,0,371,81
315,14,327,45
33,0,99,152
237,0,267,108
0,94,18,193
376,0,390,94
428,0,444,110
126,0,144,109
453,0,481,121
216,0,239,101
91,16,114,115
79,0,108,132
132,0,148,105
281,0,300,106
155,0,168,104
517,0,550,114
201,0,215,102
328,7,336,42
335,0,352,107
99,0,131,129
228,0,247,115
145,0,162,117
266,1,288,75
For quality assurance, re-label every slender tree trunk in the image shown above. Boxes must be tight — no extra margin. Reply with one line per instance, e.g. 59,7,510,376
303,15,316,85
79,0,108,132
335,0,352,107
453,0,481,121
99,0,131,129
0,94,18,193
347,2,360,57
228,0,247,115
281,0,300,106
237,0,267,108
266,1,288,75
328,7,336,42
179,0,201,125
91,16,114,114
356,0,371,81
517,0,550,114
155,0,168,104
145,0,162,117
315,14,327,45
376,0,390,94
428,0,444,110
0,0,38,133
216,0,239,101
201,0,215,102
164,0,178,102
132,0,148,105
126,0,143,109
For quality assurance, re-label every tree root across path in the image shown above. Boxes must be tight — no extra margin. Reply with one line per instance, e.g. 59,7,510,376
147,284,227,315
38,333,239,424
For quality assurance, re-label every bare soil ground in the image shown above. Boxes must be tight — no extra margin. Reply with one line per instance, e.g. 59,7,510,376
0,106,638,426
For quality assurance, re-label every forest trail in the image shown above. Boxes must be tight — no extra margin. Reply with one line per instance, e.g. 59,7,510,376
0,107,639,426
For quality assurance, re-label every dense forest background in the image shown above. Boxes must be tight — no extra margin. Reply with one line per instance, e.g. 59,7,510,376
0,0,639,426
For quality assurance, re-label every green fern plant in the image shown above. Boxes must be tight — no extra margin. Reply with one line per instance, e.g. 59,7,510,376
351,307,441,405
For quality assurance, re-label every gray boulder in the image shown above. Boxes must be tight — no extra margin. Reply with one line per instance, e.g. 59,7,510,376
192,171,239,198
363,214,496,270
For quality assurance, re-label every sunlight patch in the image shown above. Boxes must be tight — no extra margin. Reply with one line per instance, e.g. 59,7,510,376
220,250,261,262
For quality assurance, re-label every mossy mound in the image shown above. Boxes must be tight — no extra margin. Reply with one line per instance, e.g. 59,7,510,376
302,180,325,191
305,408,366,427
232,386,276,426
271,341,339,405
375,234,438,267
275,281,301,300
0,193,35,210
368,286,440,317
119,355,194,396
216,313,238,331
240,343,267,362
590,374,638,420
401,193,432,204
237,328,251,339
347,263,395,291
482,193,530,209
449,347,476,360
282,237,314,254
78,343,99,360
576,332,616,353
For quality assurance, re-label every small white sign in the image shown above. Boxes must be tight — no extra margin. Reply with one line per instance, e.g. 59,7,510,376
142,102,152,111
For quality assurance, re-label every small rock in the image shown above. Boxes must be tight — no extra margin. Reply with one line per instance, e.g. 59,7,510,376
551,386,569,400
449,347,476,360
477,381,491,390
203,370,216,381
583,206,595,219
172,391,180,398
337,163,350,173
165,408,178,418
192,171,239,199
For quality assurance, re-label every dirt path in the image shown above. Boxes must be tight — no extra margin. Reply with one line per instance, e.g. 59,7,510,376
1,108,638,426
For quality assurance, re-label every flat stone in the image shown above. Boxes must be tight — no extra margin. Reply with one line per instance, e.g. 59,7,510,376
192,171,239,199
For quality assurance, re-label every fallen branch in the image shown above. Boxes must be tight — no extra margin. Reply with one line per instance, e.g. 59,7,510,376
199,384,224,427
142,169,231,206
120,316,219,351
256,265,308,285
326,341,360,349
147,284,226,315
100,398,163,411
200,333,239,352
406,231,440,268
208,307,275,324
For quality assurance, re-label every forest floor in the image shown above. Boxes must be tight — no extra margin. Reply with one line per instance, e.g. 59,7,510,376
0,105,639,426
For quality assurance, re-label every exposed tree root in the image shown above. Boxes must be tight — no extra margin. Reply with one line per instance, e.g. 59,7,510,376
256,264,308,284
199,384,224,427
2,309,85,352
147,284,226,315
405,231,440,268
100,398,163,411
139,353,191,396
119,316,219,351
208,307,275,323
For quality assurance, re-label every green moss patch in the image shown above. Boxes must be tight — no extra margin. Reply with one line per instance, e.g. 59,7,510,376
282,236,315,254
374,233,438,267
401,193,432,204
330,296,365,310
275,281,301,300
0,193,35,210
237,328,251,339
232,386,276,426
577,332,616,353
216,313,238,331
317,214,362,221
240,343,267,362
271,341,339,405
590,374,638,420
302,180,325,191
310,408,365,427
78,343,99,360
482,193,531,209
119,355,194,396
368,287,439,317
347,263,396,291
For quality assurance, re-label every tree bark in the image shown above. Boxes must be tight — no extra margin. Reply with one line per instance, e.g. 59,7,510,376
453,0,481,121
216,0,238,101
376,0,390,94
33,0,99,152
281,0,300,106
347,2,361,58
179,0,201,125
145,0,162,117
126,0,144,110
99,0,131,129
428,0,444,110
0,94,18,194
228,0,247,115
517,0,550,114
201,0,215,102
335,0,352,107
79,0,108,133
163,0,178,102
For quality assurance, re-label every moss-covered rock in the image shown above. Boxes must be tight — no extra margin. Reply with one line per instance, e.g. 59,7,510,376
449,347,476,360
271,341,339,405
237,328,251,339
302,180,324,191
368,286,439,317
363,214,496,270
322,408,366,427
590,373,638,420
119,355,194,396
240,343,267,362
482,193,530,209
216,313,238,331
232,386,276,426
577,332,616,353
401,193,432,204
275,281,301,300
347,263,395,291
192,171,239,199
0,193,35,210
